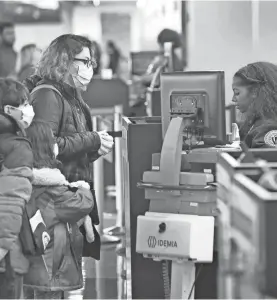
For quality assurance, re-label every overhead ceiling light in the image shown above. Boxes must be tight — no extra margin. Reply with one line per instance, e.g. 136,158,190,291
16,0,59,10
32,9,40,19
136,0,147,9
15,6,24,14
93,0,100,7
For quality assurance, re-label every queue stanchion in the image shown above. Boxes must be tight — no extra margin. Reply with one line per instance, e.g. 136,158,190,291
92,115,120,244
104,105,125,237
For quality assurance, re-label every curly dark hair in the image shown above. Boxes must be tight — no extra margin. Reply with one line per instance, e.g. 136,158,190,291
26,121,61,169
234,62,277,134
0,78,30,111
36,34,96,82
157,28,182,49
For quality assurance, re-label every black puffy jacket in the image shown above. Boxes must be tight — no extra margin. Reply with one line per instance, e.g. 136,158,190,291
24,76,101,183
23,167,94,291
0,114,33,274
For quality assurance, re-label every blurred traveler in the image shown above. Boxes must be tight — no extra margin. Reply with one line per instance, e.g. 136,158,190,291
91,40,102,75
0,22,17,79
107,40,122,75
129,28,183,116
232,61,277,148
0,78,34,299
24,34,114,261
142,28,183,87
18,44,41,82
23,121,95,299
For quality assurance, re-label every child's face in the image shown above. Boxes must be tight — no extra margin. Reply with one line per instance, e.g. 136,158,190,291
4,102,35,129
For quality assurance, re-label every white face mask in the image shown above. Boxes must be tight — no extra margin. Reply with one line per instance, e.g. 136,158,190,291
53,143,59,158
4,103,35,129
72,63,94,87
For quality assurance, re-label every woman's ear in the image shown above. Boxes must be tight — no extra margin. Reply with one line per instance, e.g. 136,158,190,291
3,105,22,120
250,86,259,99
3,105,11,115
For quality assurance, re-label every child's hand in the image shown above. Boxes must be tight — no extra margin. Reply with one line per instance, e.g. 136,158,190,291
0,248,8,262
84,215,95,243
69,181,90,190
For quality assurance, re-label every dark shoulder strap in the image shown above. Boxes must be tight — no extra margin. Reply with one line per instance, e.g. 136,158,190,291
30,84,62,98
25,187,48,216
30,84,65,136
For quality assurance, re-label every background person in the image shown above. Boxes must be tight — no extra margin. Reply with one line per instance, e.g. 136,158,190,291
91,40,102,76
232,61,277,148
0,22,17,79
130,28,184,116
141,28,183,87
18,44,42,82
106,40,123,75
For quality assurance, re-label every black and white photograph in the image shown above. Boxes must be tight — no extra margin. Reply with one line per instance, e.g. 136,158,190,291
0,0,276,299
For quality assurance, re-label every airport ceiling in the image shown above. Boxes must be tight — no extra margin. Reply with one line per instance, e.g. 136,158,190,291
0,1,61,23
0,1,137,23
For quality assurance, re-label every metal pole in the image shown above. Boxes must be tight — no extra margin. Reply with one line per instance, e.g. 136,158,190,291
93,155,104,235
116,254,125,299
115,105,124,227
104,105,125,237
170,261,195,299
252,0,260,51
92,115,120,244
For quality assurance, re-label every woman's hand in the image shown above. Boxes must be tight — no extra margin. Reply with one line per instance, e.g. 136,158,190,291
0,248,8,262
97,131,114,156
69,181,90,190
84,215,95,243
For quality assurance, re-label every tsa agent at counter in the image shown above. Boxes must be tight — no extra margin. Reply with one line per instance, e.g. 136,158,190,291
232,62,277,148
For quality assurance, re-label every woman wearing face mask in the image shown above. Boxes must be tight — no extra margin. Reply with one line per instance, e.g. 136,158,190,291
23,35,114,261
232,62,277,148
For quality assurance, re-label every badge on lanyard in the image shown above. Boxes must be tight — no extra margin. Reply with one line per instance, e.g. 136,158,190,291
264,130,277,147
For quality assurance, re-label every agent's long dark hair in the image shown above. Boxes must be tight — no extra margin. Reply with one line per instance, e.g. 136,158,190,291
234,62,277,137
26,121,61,169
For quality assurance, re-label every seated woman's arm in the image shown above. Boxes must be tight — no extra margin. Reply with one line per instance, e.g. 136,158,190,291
251,124,277,148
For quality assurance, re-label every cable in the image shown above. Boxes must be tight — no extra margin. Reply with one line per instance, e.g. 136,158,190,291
188,263,203,299
162,260,171,299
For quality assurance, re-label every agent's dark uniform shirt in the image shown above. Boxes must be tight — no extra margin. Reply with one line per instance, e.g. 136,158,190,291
242,118,277,148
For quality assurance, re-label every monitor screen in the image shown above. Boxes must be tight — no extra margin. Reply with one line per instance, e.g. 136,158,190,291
131,51,159,76
160,71,226,146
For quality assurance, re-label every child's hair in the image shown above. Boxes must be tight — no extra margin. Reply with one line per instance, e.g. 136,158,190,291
0,78,30,111
26,121,60,169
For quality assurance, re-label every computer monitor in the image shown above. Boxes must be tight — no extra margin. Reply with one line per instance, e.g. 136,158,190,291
160,71,226,146
130,51,159,76
83,77,129,115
